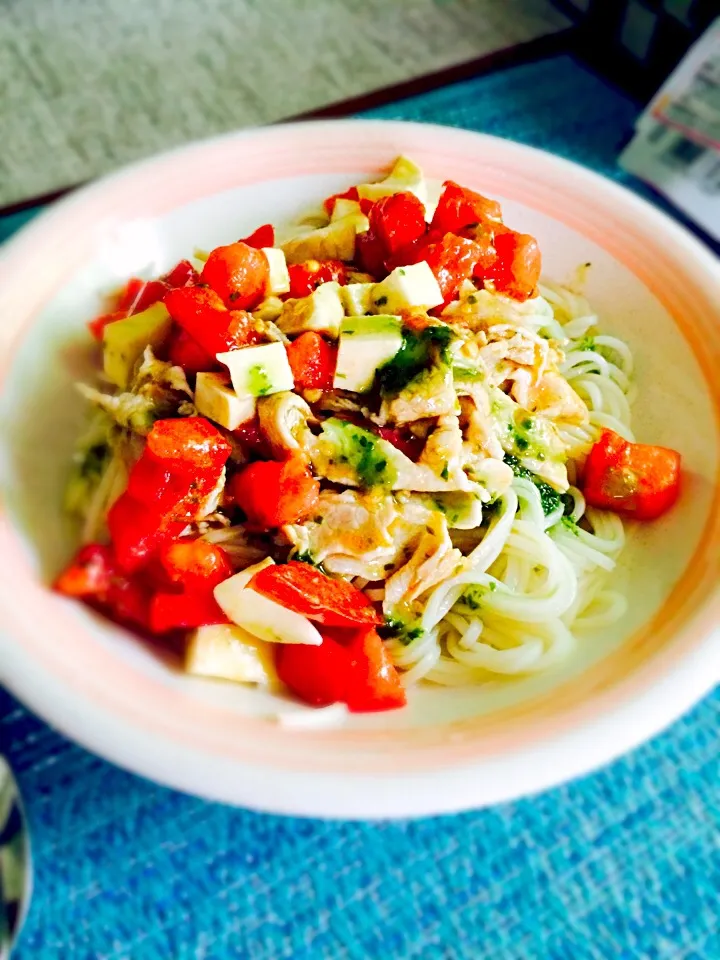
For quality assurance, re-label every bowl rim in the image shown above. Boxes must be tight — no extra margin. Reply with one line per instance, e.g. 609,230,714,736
1,118,719,818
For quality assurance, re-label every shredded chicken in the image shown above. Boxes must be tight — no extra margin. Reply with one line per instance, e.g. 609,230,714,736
257,392,314,459
383,513,464,617
418,415,466,488
514,370,588,425
378,363,458,425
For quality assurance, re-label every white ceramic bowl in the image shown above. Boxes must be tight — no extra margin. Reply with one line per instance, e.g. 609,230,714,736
0,120,719,818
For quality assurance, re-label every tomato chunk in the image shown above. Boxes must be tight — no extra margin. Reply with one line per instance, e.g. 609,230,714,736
147,417,231,472
249,561,381,627
583,429,681,520
368,192,426,257
355,228,387,279
165,286,230,356
286,331,337,391
54,543,114,597
287,260,348,299
149,589,229,634
275,626,406,712
322,186,373,216
232,416,272,459
167,326,218,375
430,180,502,235
162,259,198,288
159,540,233,589
230,457,319,530
201,241,269,310
240,223,275,249
398,232,483,302
485,228,541,302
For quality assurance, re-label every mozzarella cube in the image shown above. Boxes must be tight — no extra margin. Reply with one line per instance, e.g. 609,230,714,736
341,283,375,316
186,623,278,685
370,262,443,314
194,372,256,430
334,315,404,393
216,342,294,398
262,247,290,295
277,280,345,338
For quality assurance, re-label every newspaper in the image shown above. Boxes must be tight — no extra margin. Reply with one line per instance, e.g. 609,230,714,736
619,19,720,241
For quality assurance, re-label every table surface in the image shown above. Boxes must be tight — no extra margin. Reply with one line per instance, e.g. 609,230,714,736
2,53,719,960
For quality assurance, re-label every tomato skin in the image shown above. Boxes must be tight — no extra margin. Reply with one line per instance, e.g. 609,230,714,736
486,228,541,302
249,561,381,627
368,192,426,256
159,540,233,589
54,544,115,597
107,494,175,572
167,326,218,375
286,331,337,391
163,259,199,288
431,180,502,235
583,429,682,520
240,223,275,248
286,260,348,299
149,589,229,634
230,458,320,530
201,241,269,310
275,626,406,712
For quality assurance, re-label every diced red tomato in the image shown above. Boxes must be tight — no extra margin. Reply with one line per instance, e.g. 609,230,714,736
149,589,229,634
87,278,170,340
226,310,266,347
275,631,352,707
249,561,381,627
375,427,425,462
430,180,502,235
159,540,233,589
117,278,170,315
240,223,275,248
275,626,406,712
165,286,230,356
232,417,271,459
286,331,337,391
146,417,231,472
105,575,151,630
200,241,269,310
355,228,387,279
368,192,426,257
53,543,115,597
230,457,319,530
582,430,681,521
322,186,373,217
167,326,218,375
88,310,126,341
107,494,175,572
483,227,541,302
162,259,199,288
287,260,348,299
403,232,484,302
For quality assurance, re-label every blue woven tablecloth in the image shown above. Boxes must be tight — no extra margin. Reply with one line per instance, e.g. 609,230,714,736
2,54,719,959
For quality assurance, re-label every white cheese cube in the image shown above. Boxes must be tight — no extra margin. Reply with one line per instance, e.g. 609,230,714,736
262,247,290,295
334,315,404,393
277,280,345,338
194,372,256,430
216,342,294,398
341,283,375,316
370,262,444,314
186,623,278,685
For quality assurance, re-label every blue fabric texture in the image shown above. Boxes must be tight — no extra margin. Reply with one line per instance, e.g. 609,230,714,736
2,54,719,959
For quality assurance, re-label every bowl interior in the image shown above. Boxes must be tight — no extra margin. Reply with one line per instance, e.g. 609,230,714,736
0,123,718,814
